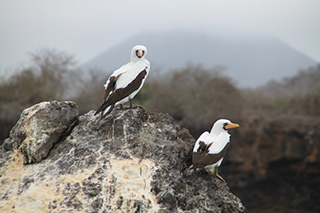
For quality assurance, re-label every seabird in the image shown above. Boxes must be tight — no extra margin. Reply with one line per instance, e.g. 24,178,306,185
95,45,150,120
191,119,239,181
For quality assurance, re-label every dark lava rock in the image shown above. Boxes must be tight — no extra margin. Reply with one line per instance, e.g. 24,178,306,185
0,101,246,212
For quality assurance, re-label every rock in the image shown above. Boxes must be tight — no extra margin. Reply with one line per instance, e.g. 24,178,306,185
3,101,78,164
0,102,246,212
223,114,320,212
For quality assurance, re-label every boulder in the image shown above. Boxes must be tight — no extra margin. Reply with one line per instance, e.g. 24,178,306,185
4,101,78,164
3,101,78,164
0,102,246,212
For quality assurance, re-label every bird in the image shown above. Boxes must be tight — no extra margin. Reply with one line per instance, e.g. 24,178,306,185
94,45,150,120
191,119,239,181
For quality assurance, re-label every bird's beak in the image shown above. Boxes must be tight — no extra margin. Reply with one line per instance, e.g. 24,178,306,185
137,50,144,58
225,122,240,129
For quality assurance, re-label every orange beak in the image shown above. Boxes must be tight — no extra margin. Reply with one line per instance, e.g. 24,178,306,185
225,122,240,129
137,50,144,57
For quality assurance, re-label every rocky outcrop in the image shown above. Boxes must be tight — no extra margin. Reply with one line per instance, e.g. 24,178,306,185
3,101,78,164
0,101,246,212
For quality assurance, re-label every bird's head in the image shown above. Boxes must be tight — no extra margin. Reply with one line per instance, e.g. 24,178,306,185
131,45,147,61
211,119,239,134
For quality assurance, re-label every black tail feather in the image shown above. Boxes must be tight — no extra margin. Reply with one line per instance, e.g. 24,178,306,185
94,100,111,116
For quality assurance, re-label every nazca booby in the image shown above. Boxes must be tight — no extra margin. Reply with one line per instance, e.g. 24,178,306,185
191,119,239,181
95,45,150,119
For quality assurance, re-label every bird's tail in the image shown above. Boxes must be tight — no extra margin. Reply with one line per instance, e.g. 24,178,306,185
95,104,115,124
94,99,111,116
102,105,114,117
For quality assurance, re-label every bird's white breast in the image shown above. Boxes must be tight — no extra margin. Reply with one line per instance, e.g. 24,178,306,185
208,132,230,154
116,60,149,89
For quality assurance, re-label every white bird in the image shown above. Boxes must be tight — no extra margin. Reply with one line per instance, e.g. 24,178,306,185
191,119,239,181
95,45,150,120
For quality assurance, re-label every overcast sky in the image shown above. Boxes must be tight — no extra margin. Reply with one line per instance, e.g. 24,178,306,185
1,0,319,74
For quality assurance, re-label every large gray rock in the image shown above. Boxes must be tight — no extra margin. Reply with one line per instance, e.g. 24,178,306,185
3,100,78,164
0,102,246,212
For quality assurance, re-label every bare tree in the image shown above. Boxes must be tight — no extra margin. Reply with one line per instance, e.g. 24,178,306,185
145,65,243,137
29,48,77,99
0,48,77,144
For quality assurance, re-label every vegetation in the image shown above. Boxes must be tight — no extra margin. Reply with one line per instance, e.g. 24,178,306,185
242,65,320,116
143,65,243,137
1,48,319,143
72,69,105,114
258,64,320,98
0,48,77,142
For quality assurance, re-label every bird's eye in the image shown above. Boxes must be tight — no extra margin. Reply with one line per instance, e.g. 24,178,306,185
223,123,228,130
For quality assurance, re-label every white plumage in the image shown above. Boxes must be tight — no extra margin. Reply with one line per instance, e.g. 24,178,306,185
95,45,150,119
192,119,239,181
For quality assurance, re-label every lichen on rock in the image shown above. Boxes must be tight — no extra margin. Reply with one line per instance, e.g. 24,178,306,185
0,101,246,212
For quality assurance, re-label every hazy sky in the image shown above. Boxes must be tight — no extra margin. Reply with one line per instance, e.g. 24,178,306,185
1,0,319,74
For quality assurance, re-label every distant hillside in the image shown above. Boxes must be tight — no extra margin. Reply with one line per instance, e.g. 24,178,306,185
258,64,320,98
82,31,318,88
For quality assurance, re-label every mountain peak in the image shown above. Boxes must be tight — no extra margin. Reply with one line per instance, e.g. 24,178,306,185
83,30,317,87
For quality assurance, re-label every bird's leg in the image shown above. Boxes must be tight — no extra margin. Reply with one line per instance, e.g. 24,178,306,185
205,168,215,175
119,104,124,110
129,99,133,109
214,166,225,182
96,115,104,124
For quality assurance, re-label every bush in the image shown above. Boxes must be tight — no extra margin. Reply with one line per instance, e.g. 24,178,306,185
72,69,105,114
144,65,243,137
0,48,77,144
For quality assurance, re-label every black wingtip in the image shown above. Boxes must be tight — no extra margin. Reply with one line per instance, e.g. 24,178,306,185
95,101,110,117
94,104,115,123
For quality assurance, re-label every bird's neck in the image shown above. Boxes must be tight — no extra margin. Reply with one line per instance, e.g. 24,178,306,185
131,56,145,62
210,128,221,135
210,128,229,137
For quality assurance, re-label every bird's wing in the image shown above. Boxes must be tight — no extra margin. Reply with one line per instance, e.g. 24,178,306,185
193,131,210,152
108,68,147,103
103,64,130,101
94,68,148,116
104,74,121,101
115,60,149,89
192,142,230,169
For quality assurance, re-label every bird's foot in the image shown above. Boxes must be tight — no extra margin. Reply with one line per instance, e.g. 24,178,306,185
205,168,215,175
206,167,225,181
128,99,140,109
184,165,194,176
214,167,225,182
136,105,145,110
215,173,226,182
